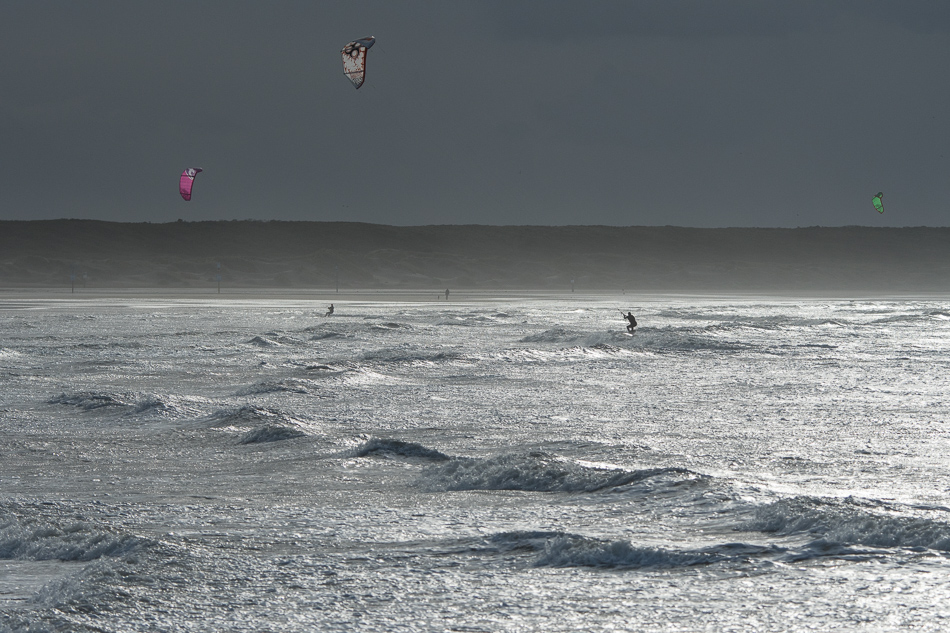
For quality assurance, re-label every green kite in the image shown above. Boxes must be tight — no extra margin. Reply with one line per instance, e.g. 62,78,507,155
872,192,884,214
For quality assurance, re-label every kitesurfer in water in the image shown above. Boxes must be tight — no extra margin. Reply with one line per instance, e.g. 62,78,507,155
325,304,334,317
622,311,637,333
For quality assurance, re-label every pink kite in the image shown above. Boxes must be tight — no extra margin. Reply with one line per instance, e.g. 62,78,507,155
341,36,375,89
179,168,203,201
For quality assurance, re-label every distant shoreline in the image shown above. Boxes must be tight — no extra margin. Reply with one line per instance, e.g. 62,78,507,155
3,289,949,309
2,220,949,294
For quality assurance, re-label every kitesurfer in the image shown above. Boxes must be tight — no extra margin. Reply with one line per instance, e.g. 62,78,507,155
325,304,334,317
622,311,637,333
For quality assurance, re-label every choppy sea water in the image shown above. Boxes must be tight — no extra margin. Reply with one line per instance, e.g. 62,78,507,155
2,295,950,632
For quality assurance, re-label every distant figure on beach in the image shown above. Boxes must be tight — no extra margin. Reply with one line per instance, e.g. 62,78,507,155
445,289,450,300
623,311,637,333
325,304,334,317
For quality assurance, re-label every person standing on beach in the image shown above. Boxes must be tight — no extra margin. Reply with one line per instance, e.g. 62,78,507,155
445,289,450,300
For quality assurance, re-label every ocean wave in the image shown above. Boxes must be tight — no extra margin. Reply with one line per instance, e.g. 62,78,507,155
436,317,475,327
870,312,945,325
303,360,360,374
519,328,585,344
48,391,205,416
236,378,326,396
419,451,700,493
654,309,787,326
205,405,306,429
247,335,282,347
634,329,751,352
299,360,400,385
744,496,950,552
359,347,467,365
240,424,307,444
353,438,450,461
468,530,755,569
492,343,634,364
0,512,151,562
371,322,412,332
299,361,401,386
534,534,724,569
656,309,849,331
265,332,304,344
14,519,188,620
699,319,841,333
310,331,349,340
49,391,128,410
519,326,748,353
870,315,919,325
478,530,566,552
246,333,304,347
563,343,629,357
75,341,146,350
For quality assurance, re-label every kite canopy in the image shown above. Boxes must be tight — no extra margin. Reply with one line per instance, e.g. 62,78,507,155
180,168,203,201
341,36,375,89
872,192,884,214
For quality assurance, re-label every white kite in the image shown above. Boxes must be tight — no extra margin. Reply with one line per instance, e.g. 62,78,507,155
341,36,375,89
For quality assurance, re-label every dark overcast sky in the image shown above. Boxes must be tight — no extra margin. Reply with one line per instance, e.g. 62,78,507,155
2,1,948,227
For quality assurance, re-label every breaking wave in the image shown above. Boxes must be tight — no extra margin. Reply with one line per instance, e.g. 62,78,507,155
359,347,468,364
0,510,152,562
205,405,306,429
371,322,412,332
744,496,950,552
519,328,586,344
240,424,307,444
419,451,702,493
236,378,326,396
656,309,846,328
48,391,206,417
468,531,768,569
49,391,129,411
353,438,450,461
634,329,752,352
310,331,348,340
518,327,748,353
535,534,722,569
247,333,303,347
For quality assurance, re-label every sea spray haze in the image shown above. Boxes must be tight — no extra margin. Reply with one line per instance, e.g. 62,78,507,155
2,296,950,631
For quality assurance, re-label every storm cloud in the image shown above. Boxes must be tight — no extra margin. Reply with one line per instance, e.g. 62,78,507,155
2,1,948,227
